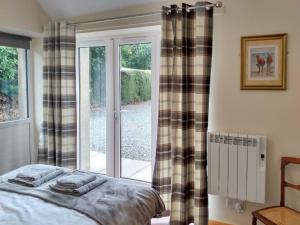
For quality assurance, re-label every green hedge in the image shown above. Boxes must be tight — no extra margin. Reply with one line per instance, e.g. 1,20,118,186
121,68,151,105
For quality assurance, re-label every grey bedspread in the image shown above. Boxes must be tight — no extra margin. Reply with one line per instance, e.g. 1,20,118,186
0,165,165,225
0,190,98,225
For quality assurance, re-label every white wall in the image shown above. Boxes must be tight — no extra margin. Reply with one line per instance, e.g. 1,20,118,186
70,0,300,224
0,0,50,173
209,0,300,224
68,0,203,32
0,124,30,174
0,0,49,36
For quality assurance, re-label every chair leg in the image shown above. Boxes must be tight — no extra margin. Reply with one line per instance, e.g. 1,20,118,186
252,216,257,225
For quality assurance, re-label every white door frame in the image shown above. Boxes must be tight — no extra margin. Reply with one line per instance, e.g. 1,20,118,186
76,26,160,182
113,34,160,179
76,39,115,177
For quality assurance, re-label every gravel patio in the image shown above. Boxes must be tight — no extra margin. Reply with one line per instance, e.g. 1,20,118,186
89,100,152,182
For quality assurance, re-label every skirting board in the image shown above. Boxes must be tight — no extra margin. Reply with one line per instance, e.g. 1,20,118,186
210,220,234,225
151,217,233,225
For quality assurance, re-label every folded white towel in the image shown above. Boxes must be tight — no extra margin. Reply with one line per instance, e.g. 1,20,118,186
9,169,64,187
50,177,107,196
56,171,96,189
16,165,57,181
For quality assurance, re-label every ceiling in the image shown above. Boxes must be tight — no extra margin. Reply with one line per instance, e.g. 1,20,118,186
37,0,163,20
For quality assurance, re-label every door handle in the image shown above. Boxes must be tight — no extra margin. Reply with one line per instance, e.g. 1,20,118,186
114,111,118,121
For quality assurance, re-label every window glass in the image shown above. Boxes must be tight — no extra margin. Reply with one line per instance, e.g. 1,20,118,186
79,46,107,174
0,46,28,122
120,43,152,182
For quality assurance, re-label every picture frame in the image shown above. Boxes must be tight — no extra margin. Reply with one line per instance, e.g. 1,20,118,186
241,34,287,90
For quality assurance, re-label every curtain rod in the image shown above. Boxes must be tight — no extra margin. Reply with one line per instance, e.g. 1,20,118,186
69,1,222,26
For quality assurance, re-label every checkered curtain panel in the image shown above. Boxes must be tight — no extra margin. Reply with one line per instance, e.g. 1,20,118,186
38,22,77,169
152,2,213,225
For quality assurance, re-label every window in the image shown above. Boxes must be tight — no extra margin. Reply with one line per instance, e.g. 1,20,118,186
0,33,30,123
77,27,160,183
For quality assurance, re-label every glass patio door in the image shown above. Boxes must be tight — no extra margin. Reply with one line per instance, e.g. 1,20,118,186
78,33,159,183
78,41,114,175
115,39,155,182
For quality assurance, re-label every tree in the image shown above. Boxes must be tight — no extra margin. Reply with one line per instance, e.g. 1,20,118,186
90,47,106,108
0,46,18,97
0,47,18,81
120,43,151,70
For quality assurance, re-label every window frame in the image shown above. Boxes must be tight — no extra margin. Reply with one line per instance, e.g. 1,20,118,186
114,35,160,182
76,40,114,174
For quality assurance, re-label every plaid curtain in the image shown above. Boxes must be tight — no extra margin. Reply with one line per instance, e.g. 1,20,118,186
152,2,213,225
38,22,77,169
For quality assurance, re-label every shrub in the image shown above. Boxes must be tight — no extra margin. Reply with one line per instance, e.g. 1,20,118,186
121,68,151,105
0,46,18,99
120,43,151,70
89,43,152,108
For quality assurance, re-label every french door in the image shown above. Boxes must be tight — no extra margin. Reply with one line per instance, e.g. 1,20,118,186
77,32,159,183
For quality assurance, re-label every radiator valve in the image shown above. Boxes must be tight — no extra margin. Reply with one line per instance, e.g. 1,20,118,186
226,198,245,213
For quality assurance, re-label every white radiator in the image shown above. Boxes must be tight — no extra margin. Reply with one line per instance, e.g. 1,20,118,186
207,132,267,204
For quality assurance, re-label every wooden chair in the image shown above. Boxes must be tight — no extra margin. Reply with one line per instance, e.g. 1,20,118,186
252,157,300,225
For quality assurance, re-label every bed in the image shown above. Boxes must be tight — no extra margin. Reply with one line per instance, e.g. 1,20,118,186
0,164,165,225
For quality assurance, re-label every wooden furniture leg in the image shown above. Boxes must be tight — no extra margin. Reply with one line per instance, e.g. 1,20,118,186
252,216,257,225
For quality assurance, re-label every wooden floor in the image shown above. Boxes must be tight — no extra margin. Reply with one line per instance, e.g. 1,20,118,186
151,217,232,225
209,220,233,225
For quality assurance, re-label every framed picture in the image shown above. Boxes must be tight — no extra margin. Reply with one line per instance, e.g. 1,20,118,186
241,34,287,90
